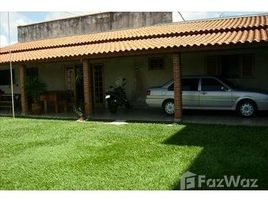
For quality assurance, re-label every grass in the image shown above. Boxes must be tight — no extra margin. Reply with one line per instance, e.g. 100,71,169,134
0,117,267,190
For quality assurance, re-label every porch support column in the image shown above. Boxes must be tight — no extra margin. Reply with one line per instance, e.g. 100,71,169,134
82,59,93,117
19,64,29,115
172,53,182,122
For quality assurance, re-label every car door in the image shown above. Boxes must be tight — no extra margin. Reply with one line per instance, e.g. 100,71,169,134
166,78,200,108
182,78,200,108
200,78,232,108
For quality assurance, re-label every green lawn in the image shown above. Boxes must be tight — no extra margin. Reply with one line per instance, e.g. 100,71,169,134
0,117,267,190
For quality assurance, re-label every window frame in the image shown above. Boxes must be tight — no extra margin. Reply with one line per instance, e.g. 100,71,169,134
205,54,255,79
148,57,165,70
0,69,15,86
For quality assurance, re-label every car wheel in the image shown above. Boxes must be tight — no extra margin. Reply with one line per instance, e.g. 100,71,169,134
237,100,256,117
163,100,175,115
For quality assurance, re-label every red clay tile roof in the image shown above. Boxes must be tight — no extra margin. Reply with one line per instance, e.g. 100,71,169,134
0,14,268,64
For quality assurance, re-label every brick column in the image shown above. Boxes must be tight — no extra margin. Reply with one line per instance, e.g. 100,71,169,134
173,53,182,122
19,64,29,115
82,59,93,116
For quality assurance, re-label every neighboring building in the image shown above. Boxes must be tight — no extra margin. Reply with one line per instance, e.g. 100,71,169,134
0,13,268,121
17,12,172,42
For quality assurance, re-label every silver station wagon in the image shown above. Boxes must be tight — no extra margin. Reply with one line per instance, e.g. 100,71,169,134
145,76,268,117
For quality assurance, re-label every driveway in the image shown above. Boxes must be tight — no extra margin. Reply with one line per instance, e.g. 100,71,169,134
92,108,268,127
182,110,268,127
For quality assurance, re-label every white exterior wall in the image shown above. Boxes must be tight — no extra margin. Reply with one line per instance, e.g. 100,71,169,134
37,63,66,91
98,54,173,106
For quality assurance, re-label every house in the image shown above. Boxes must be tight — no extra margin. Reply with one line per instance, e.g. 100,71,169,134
0,12,268,121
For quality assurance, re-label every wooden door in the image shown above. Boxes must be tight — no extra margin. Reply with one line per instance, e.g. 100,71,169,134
92,64,104,107
65,67,76,104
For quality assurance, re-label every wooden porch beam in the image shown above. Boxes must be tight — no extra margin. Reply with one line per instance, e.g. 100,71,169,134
172,53,182,122
19,64,29,115
82,59,93,117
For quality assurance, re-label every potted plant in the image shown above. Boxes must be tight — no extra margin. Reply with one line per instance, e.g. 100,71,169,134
73,102,86,121
25,77,47,115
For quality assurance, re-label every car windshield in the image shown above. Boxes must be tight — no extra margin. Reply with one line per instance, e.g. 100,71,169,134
218,78,238,89
162,80,173,87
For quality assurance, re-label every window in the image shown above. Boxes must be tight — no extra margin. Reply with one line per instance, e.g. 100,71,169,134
221,55,240,79
168,83,174,91
0,69,15,85
182,78,199,91
205,54,254,78
148,57,164,70
206,56,220,76
202,78,226,91
242,55,254,77
168,79,199,91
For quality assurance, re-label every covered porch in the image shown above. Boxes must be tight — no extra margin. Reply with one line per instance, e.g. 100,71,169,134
0,52,183,121
1,14,268,122
1,46,268,123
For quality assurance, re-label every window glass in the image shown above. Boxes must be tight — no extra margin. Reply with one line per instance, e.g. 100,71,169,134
221,55,240,79
242,55,254,77
182,78,199,91
168,83,174,91
219,78,237,89
148,57,164,70
206,56,220,76
202,78,225,91
205,54,255,79
0,69,15,85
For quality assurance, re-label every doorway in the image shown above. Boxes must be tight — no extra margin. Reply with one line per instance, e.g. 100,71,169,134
92,64,104,108
65,65,84,108
75,65,84,107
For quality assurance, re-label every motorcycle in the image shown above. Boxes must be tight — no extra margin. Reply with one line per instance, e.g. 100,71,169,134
105,78,131,113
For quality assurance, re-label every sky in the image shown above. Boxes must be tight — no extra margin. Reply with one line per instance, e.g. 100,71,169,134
0,11,262,47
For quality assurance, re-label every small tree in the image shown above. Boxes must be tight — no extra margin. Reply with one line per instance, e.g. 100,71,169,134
25,77,47,103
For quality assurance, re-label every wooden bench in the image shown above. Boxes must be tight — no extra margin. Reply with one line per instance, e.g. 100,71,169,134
40,91,74,113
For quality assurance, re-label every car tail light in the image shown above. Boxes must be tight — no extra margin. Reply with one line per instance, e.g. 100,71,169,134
146,90,151,96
